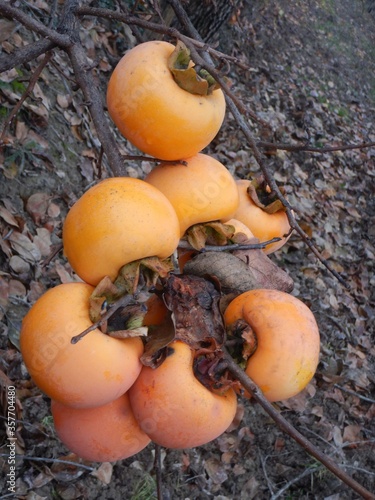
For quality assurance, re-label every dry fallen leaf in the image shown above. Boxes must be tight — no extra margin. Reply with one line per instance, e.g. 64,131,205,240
0,204,19,227
9,231,41,263
91,462,113,485
26,192,51,224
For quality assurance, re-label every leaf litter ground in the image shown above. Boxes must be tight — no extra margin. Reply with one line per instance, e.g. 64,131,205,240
0,0,374,498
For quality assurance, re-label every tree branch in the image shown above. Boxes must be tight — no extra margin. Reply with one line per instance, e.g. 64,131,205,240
223,349,375,500
67,43,126,176
0,39,56,73
168,0,348,288
258,140,375,154
0,0,72,48
1,51,52,143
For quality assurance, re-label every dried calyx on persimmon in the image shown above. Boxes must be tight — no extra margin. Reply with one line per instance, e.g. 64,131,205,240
223,176,292,254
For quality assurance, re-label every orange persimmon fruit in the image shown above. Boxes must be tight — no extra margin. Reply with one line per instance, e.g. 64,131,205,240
20,282,144,408
224,179,291,254
145,153,239,235
129,340,237,449
224,289,320,402
52,393,150,462
63,177,180,285
107,41,226,160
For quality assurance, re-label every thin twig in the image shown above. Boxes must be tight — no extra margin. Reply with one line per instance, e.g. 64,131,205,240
0,453,95,471
0,51,52,143
271,465,325,500
67,43,125,176
0,0,72,47
222,348,375,500
167,0,348,289
177,237,282,252
76,5,249,69
0,39,55,73
153,444,163,500
70,293,135,344
258,140,375,154
334,384,375,404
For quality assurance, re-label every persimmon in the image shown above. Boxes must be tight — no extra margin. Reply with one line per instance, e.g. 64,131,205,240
20,282,144,408
52,393,150,462
142,293,169,327
107,41,226,160
129,340,237,449
144,153,239,235
63,177,180,285
223,179,291,254
224,289,320,402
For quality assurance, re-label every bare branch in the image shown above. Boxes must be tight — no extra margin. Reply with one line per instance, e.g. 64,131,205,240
0,0,72,48
71,293,135,344
167,0,348,288
76,5,249,69
1,52,52,143
222,348,375,500
258,140,375,154
178,237,282,252
0,39,55,73
67,43,125,176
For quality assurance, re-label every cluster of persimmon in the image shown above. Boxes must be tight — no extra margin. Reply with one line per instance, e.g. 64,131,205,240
20,41,320,463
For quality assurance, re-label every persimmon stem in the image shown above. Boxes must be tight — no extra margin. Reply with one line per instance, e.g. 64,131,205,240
70,293,135,344
222,348,375,500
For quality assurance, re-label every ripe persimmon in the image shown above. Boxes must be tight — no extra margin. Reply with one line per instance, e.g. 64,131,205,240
129,340,237,449
20,282,144,408
142,293,169,327
145,153,239,235
63,177,180,285
224,289,320,402
107,41,225,160
224,179,291,254
52,393,150,462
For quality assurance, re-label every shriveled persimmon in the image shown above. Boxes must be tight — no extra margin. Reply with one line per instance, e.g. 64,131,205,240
224,289,320,402
20,282,144,408
52,393,150,462
223,179,291,254
129,340,237,449
145,153,239,235
107,41,226,160
63,177,180,285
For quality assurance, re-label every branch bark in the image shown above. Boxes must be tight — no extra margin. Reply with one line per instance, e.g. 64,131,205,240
67,43,126,176
223,349,375,500
0,0,72,47
0,39,55,73
168,0,348,289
